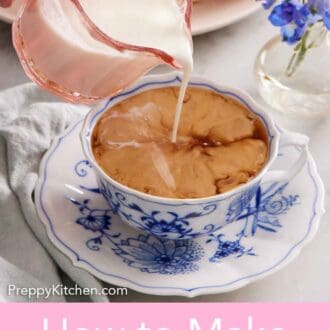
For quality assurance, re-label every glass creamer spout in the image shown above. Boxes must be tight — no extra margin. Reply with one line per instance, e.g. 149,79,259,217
12,0,193,104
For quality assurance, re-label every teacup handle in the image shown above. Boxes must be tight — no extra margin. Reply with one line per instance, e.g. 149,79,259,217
262,131,309,184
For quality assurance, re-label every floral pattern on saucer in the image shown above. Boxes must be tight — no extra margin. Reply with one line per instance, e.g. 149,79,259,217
35,121,324,297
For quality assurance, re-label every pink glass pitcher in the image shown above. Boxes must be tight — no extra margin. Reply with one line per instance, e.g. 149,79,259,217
12,0,192,104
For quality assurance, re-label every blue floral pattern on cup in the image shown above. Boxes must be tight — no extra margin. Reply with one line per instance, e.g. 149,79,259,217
67,159,300,275
80,75,310,242
99,178,220,239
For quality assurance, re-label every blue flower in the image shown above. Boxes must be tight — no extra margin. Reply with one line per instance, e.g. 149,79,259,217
269,1,300,26
261,0,330,44
77,211,111,232
262,0,277,9
308,0,330,29
281,23,306,44
324,11,330,29
113,235,204,274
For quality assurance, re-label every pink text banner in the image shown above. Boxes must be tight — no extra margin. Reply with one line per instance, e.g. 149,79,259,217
1,303,329,330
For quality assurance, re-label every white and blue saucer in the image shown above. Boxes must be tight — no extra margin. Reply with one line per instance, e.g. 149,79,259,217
35,120,325,297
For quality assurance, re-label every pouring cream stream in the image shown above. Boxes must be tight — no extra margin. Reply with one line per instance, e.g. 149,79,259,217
78,0,193,143
19,0,198,192
14,0,198,193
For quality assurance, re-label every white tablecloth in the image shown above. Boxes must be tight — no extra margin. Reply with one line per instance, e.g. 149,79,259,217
0,11,329,302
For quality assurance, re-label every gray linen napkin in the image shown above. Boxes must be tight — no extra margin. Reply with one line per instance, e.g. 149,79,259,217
0,83,109,302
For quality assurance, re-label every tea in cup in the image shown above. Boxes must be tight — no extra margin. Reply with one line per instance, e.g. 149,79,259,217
91,86,269,199
81,73,309,240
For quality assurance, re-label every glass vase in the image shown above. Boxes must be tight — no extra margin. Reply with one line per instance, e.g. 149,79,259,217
255,27,330,118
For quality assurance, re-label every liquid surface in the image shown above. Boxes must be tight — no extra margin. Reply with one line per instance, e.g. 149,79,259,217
92,87,269,199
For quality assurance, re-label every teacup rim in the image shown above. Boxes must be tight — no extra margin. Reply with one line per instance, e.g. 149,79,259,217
80,72,280,205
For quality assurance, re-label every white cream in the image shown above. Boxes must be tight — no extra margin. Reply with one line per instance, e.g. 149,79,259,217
79,0,194,142
171,70,192,142
42,0,193,142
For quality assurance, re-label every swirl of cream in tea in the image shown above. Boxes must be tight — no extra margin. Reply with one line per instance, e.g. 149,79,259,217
92,87,269,199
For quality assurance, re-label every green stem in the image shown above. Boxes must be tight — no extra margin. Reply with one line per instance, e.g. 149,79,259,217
285,25,328,77
286,31,309,77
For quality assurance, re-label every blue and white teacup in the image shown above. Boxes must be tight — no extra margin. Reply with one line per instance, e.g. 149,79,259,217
81,73,309,240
